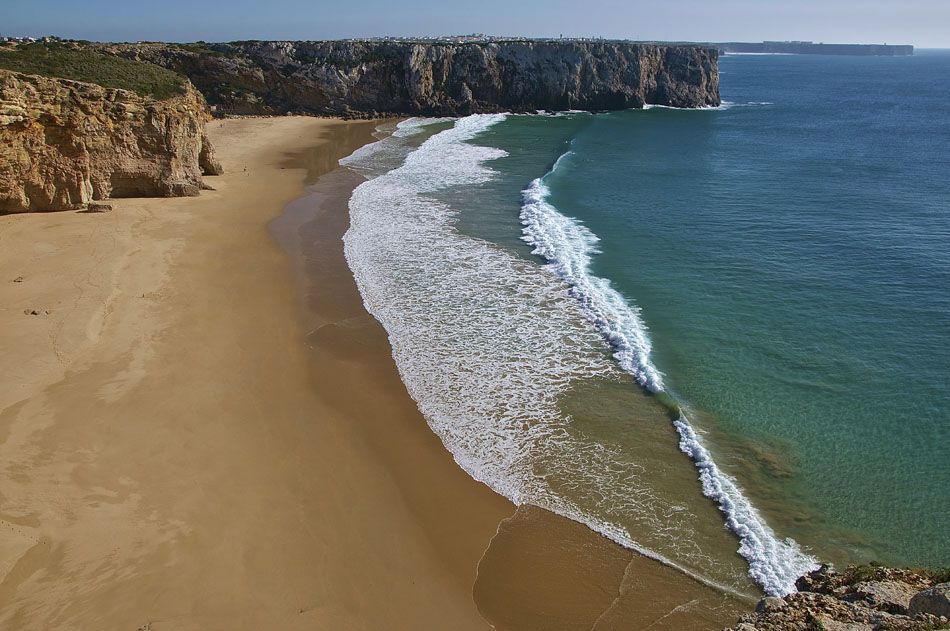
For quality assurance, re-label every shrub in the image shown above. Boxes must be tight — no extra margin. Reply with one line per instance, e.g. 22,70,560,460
0,42,187,99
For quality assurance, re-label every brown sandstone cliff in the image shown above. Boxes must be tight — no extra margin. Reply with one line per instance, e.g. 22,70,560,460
0,69,222,213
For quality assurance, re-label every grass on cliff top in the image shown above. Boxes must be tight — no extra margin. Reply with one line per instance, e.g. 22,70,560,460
844,562,950,586
0,42,187,100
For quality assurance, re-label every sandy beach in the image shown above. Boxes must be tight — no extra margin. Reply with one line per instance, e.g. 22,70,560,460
0,116,747,630
0,116,507,629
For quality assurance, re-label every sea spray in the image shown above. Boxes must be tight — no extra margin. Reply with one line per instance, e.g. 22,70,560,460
519,160,819,595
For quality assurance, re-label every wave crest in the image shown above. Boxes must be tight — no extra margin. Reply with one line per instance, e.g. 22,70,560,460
520,159,819,596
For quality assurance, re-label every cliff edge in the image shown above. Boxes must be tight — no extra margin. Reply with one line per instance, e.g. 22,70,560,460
0,47,222,213
102,40,720,117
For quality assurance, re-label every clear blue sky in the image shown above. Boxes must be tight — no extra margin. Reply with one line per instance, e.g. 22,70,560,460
5,0,948,47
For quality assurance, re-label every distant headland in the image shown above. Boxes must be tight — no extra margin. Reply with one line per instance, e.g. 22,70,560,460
711,40,914,56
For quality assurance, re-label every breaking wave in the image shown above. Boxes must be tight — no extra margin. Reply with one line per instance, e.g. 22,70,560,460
520,153,819,595
341,114,816,598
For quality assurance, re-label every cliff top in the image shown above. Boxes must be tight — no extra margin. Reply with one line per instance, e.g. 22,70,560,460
0,41,187,100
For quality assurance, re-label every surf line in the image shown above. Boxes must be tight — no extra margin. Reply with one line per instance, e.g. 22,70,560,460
519,146,819,596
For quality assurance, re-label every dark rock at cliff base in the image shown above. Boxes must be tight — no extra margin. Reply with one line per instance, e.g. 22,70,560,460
910,583,950,618
84,203,113,213
96,40,720,117
199,130,224,175
755,597,786,614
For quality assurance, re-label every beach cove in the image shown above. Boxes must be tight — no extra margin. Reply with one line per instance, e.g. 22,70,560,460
0,116,747,629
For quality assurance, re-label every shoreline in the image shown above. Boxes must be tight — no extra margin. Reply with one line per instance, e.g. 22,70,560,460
289,118,751,629
1,115,747,629
269,127,518,611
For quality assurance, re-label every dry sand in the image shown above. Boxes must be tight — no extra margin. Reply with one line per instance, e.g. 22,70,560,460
0,116,749,630
0,117,508,629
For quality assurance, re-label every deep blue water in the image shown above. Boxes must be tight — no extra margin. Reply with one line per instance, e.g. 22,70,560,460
461,51,950,568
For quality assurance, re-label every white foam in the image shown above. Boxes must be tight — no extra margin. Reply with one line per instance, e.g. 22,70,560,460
724,101,775,109
674,418,819,595
520,158,819,595
642,102,731,111
641,101,771,111
533,109,594,117
339,117,454,177
342,115,764,596
520,177,665,392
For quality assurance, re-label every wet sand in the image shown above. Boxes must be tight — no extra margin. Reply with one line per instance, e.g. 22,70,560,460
0,116,750,629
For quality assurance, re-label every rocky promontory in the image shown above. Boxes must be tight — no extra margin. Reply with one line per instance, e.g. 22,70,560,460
727,565,950,631
99,39,720,117
0,69,221,213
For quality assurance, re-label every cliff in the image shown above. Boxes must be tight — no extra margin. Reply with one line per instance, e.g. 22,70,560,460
98,40,720,117
0,38,715,212
726,565,950,631
0,69,221,213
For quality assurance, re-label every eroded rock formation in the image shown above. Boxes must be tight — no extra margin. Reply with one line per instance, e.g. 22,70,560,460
100,40,720,117
726,565,950,631
0,70,221,213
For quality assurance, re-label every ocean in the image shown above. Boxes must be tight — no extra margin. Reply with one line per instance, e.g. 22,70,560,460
340,51,950,597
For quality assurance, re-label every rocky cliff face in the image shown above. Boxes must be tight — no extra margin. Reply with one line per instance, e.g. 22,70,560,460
101,40,719,117
727,565,950,631
0,70,221,213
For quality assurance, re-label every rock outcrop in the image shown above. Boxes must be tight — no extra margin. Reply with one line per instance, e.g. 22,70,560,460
0,69,221,213
726,565,950,631
911,584,950,619
99,40,720,117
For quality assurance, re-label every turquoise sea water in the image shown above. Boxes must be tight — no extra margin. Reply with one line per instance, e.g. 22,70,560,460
342,51,949,597
472,51,950,567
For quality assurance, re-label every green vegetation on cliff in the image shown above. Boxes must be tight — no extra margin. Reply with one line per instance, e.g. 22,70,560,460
0,42,186,99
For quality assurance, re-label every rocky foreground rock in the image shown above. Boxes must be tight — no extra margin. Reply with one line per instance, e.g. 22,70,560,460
0,69,221,213
99,40,720,117
727,565,950,631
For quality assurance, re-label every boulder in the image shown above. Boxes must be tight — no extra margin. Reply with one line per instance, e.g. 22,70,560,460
842,580,917,614
755,597,785,614
817,620,873,631
909,583,950,618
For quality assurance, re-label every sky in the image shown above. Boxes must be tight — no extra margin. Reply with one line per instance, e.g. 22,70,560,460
5,0,949,48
